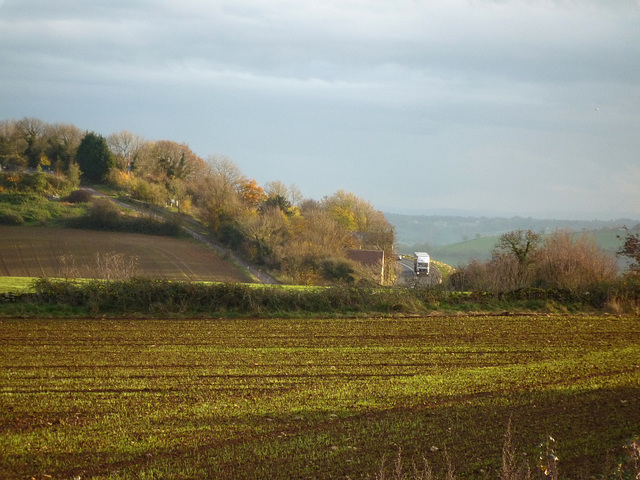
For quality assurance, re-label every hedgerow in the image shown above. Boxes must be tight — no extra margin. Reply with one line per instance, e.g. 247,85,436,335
24,276,640,317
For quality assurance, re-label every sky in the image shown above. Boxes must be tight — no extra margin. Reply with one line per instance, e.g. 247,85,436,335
1,0,639,220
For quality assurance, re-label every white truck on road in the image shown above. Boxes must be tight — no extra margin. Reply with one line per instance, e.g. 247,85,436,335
413,252,430,276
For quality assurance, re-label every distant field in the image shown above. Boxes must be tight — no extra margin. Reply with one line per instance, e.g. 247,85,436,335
431,230,626,267
0,226,252,283
1,315,639,479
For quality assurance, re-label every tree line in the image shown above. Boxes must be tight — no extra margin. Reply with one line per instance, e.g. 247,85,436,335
0,117,396,285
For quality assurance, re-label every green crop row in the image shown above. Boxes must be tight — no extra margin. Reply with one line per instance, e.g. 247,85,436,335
1,315,639,479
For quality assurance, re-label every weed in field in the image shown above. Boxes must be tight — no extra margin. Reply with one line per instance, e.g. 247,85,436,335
372,423,640,480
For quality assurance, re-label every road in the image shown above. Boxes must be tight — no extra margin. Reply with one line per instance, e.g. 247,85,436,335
396,257,442,287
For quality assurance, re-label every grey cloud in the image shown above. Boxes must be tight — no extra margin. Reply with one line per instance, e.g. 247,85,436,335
1,0,639,219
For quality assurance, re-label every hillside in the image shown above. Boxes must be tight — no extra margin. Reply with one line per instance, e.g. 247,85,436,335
0,226,252,283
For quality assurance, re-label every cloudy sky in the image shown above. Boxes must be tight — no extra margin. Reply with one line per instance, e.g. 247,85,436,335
1,0,639,220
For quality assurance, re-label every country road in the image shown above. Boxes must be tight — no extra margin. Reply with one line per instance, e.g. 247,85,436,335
396,257,442,287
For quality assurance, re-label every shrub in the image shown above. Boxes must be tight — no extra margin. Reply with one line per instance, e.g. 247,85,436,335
533,231,618,291
320,258,357,284
129,177,167,205
0,211,24,225
86,197,121,229
218,221,247,250
65,189,94,203
20,171,48,194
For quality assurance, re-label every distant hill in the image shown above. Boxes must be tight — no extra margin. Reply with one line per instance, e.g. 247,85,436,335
386,213,638,248
386,213,639,267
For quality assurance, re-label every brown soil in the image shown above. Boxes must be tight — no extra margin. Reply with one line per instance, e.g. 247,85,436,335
0,226,252,282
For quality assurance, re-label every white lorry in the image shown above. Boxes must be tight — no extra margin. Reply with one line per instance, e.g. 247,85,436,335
413,252,430,276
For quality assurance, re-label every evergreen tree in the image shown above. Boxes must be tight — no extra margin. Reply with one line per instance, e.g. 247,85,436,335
75,132,114,184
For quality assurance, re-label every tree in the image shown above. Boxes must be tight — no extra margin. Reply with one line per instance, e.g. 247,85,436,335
263,194,295,216
534,231,617,290
240,206,289,266
152,140,205,181
15,117,46,169
45,123,83,172
618,229,640,273
321,190,397,284
193,156,247,231
495,229,542,265
239,179,267,209
66,161,82,187
107,130,146,171
75,132,115,184
0,120,24,169
264,180,303,206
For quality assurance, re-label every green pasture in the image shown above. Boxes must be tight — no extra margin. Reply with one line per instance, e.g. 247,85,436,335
431,230,626,267
0,276,320,295
1,315,639,479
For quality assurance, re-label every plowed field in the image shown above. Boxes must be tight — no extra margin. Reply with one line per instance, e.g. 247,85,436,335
1,315,639,479
0,226,251,282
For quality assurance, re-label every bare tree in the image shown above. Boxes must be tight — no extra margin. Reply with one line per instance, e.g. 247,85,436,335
618,229,640,273
0,120,25,168
495,230,542,266
264,180,304,206
15,117,46,168
107,130,146,171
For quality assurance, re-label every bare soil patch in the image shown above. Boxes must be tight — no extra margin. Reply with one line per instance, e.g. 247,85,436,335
0,226,252,282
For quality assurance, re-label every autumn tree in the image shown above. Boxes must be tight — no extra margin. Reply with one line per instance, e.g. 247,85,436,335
193,155,248,231
240,206,289,266
321,190,397,284
239,179,267,209
277,204,355,284
75,132,115,184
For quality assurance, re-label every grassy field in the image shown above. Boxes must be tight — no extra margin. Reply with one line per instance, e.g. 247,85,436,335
0,226,251,283
1,315,639,479
431,231,626,267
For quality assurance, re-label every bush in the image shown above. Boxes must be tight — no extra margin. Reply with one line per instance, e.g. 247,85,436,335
65,189,94,203
129,177,167,205
533,231,618,291
0,211,24,225
86,197,121,229
320,258,357,284
218,221,247,250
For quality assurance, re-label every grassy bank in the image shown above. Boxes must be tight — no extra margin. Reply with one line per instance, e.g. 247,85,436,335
1,315,639,479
